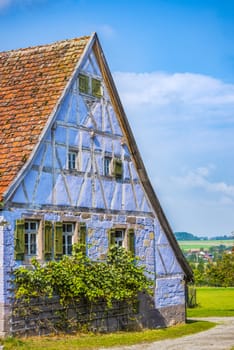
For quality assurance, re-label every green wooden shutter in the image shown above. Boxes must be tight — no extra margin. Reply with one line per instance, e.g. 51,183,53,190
127,229,135,256
79,222,86,254
44,221,53,259
112,158,123,179
54,222,63,259
14,219,25,260
79,74,89,94
108,229,116,248
92,78,102,98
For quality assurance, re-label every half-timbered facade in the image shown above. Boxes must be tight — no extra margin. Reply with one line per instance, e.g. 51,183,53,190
0,33,192,336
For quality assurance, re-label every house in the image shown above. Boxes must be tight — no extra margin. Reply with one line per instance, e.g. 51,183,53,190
0,33,193,336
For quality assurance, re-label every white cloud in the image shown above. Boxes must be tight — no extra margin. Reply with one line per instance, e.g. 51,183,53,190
113,71,234,124
172,167,234,199
113,71,234,235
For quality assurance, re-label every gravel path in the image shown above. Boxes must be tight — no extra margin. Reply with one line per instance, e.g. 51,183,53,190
101,317,234,350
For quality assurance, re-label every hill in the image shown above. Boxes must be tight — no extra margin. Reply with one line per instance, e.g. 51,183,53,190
174,232,201,241
174,232,233,241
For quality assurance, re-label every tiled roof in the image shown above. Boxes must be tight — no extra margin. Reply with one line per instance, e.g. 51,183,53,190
0,35,90,201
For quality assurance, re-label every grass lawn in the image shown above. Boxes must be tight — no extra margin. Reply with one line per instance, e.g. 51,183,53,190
187,287,234,317
3,287,233,349
2,320,215,350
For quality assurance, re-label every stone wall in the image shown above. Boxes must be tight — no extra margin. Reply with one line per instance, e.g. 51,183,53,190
10,294,186,337
157,304,186,326
10,297,136,337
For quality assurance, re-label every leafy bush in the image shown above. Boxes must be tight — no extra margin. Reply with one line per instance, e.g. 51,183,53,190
13,244,153,309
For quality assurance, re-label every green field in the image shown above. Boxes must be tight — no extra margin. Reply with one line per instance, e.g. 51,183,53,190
187,287,234,317
178,239,234,251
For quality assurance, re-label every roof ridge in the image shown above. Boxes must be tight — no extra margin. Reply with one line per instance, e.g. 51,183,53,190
0,35,91,56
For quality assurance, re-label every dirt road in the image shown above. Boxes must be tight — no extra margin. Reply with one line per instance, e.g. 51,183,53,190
101,317,234,350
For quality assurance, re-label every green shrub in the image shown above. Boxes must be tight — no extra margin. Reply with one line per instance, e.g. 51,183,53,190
13,244,153,309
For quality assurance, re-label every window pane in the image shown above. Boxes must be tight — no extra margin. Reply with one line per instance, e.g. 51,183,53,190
63,236,66,255
115,231,123,238
67,236,72,255
25,233,29,255
30,233,37,255
66,224,73,233
30,222,36,230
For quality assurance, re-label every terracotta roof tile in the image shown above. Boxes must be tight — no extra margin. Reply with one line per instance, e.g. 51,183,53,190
0,35,90,201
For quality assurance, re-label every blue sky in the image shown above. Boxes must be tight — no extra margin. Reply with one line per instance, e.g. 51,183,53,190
1,0,234,237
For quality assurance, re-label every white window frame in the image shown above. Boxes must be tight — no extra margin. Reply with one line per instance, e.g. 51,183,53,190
63,222,74,255
25,220,38,256
104,156,111,176
68,151,78,170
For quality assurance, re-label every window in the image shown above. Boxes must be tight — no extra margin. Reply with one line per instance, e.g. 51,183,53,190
25,221,38,256
68,151,77,170
79,74,89,94
92,78,102,98
104,157,111,176
113,230,124,247
112,158,123,179
79,74,102,98
63,223,74,255
109,229,125,247
109,228,135,255
15,219,39,260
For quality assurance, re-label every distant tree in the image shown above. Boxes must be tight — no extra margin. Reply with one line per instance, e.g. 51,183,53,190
217,244,226,252
193,268,206,286
213,235,233,240
204,252,233,287
197,261,205,273
190,252,234,287
174,232,200,241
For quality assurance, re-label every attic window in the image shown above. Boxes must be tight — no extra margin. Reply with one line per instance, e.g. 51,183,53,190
92,78,102,98
79,74,89,94
79,74,102,98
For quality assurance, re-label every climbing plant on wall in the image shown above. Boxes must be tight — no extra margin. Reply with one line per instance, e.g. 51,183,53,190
13,245,153,331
